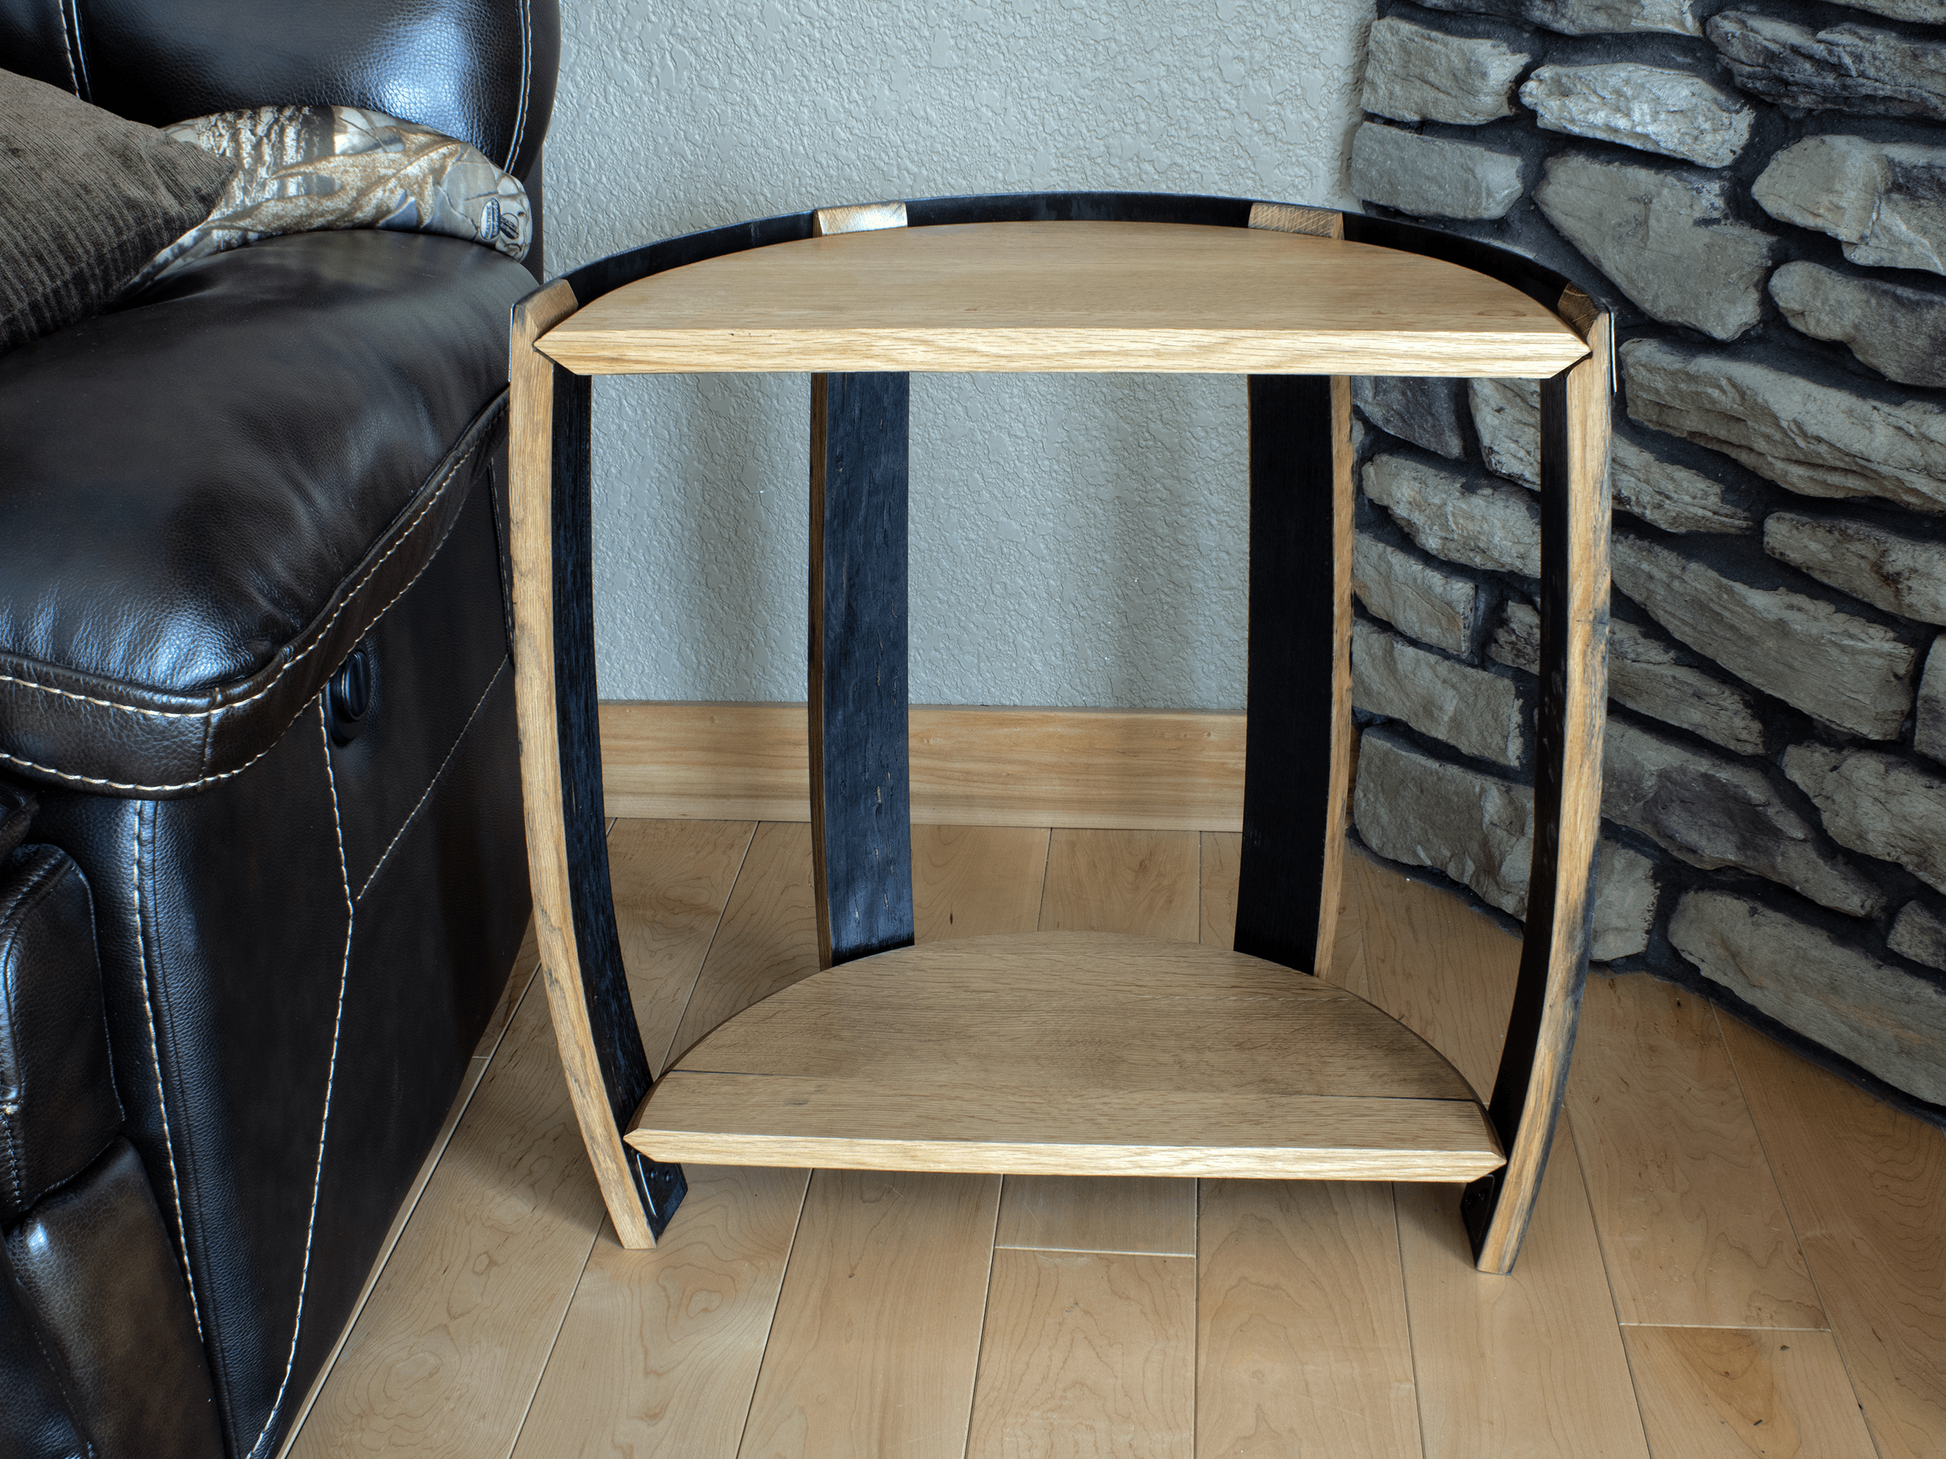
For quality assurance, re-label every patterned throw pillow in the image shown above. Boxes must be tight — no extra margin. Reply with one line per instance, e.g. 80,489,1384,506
0,69,236,353
126,105,531,292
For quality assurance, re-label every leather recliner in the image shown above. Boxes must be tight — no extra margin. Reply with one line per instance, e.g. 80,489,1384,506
0,5,559,1455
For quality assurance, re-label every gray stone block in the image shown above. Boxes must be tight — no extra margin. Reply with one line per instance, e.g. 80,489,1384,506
1353,728,1534,916
1353,376,1467,459
1709,11,1946,122
1352,620,1528,766
1764,512,1946,625
1363,18,1532,126
1593,840,1658,962
1349,122,1525,221
1612,436,1758,535
1784,744,1946,896
1889,901,1946,972
1363,454,1541,577
1605,719,1883,916
1411,0,1704,36
1919,637,1946,766
1520,64,1755,167
1352,534,1481,655
1610,533,1919,740
1754,136,1946,277
1622,337,1946,515
1670,889,1946,1105
1770,260,1946,389
1493,602,1772,756
1469,378,1540,488
1535,156,1779,341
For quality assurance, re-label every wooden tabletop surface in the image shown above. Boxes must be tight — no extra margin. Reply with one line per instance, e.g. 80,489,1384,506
537,221,1592,378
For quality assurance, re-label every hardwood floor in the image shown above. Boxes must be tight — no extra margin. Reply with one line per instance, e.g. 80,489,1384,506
282,821,1940,1459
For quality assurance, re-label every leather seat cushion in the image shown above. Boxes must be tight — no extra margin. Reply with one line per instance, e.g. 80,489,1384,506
0,229,533,795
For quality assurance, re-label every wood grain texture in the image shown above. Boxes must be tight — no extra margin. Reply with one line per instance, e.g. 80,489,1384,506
283,977,605,1459
995,1176,1196,1256
1622,1327,1877,1459
1469,310,1613,1273
509,1166,811,1459
1718,1013,1946,1459
911,823,1050,942
608,818,755,1076
509,278,664,1249
1040,828,1201,941
665,821,819,1067
1199,830,1240,949
965,1249,1195,1459
1196,1180,1421,1459
598,702,1246,830
1397,1128,1651,1459
738,1169,1000,1459
1247,200,1343,238
813,200,907,236
537,222,1590,377
1568,975,1824,1330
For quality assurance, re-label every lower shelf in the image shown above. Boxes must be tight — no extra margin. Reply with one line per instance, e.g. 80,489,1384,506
628,931,1505,1181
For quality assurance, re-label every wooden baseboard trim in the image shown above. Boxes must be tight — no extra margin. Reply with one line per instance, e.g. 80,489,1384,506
598,702,1246,830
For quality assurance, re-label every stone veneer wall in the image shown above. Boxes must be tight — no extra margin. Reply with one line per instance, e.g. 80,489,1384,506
1342,0,1946,1119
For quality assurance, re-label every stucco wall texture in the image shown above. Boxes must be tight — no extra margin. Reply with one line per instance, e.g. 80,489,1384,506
548,1,1371,708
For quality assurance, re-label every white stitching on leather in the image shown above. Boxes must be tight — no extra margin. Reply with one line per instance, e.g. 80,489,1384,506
507,0,533,171
133,802,206,1347
55,1,79,94
63,0,90,98
248,706,356,1459
0,423,494,723
356,657,509,903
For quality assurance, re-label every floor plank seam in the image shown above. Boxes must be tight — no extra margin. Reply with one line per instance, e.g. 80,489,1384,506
730,1164,817,1459
1568,1123,1660,1459
958,1176,1011,1459
1388,1182,1435,1459
500,1222,604,1459
655,820,759,1075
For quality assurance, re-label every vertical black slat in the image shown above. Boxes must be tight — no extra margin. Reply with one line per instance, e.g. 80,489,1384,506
809,371,916,968
1460,364,1593,1259
1234,374,1342,974
551,368,684,1238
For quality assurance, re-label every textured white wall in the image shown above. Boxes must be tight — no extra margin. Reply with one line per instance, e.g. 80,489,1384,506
547,0,1372,709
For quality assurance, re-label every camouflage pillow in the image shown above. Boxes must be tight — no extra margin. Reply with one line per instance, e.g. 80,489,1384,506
126,104,531,293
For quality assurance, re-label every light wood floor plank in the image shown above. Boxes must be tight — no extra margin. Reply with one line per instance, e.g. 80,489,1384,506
912,823,1050,942
738,1169,1002,1459
1568,974,1824,1331
1718,1013,1946,1459
1622,1327,1876,1459
284,976,606,1459
1040,827,1200,942
996,1176,1197,1256
1196,1179,1421,1459
1200,830,1240,948
667,821,819,1066
509,1166,811,1459
966,1249,1195,1459
1396,1127,1651,1459
609,818,756,1075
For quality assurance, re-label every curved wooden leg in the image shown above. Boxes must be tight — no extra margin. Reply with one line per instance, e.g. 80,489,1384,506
511,284,685,1249
1465,308,1612,1273
1234,373,1355,978
809,371,916,970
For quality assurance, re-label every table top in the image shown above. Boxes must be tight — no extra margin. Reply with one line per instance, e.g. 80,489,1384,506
537,220,1593,379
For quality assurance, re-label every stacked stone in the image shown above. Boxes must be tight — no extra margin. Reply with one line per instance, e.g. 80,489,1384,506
1344,0,1946,1114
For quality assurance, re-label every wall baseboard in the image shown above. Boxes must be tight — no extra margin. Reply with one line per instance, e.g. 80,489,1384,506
599,702,1246,830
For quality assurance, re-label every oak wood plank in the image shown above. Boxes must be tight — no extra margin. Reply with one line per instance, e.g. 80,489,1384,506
598,703,1247,831
608,819,756,1076
1395,1127,1651,1459
509,1166,811,1459
738,1169,1001,1459
965,1249,1195,1459
1718,1013,1946,1459
1041,828,1200,941
1199,830,1240,949
283,977,606,1459
911,823,1050,943
1196,1180,1421,1459
994,1176,1196,1256
1568,974,1824,1330
539,223,1590,378
665,821,819,1067
1622,1327,1877,1459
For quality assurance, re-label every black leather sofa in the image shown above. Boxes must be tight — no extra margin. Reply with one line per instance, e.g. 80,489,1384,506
0,4,557,1455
